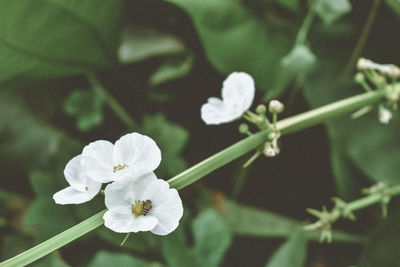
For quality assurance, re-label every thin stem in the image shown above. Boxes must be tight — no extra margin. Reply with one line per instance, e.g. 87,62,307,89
340,0,381,78
295,1,316,45
1,88,393,267
88,74,139,131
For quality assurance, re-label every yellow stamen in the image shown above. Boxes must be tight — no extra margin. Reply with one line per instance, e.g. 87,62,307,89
113,163,128,173
131,201,144,217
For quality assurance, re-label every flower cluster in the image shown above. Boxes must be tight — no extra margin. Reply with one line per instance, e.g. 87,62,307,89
53,133,183,235
201,72,285,164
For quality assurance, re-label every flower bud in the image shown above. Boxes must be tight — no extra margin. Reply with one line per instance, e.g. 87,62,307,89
378,107,392,124
269,100,284,114
357,58,371,70
354,73,365,83
238,123,249,134
255,104,267,114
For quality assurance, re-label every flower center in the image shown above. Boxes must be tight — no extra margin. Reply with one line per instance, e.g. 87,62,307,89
85,186,88,191
131,200,152,217
113,163,128,173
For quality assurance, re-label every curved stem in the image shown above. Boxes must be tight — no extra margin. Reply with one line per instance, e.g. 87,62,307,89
295,1,317,45
340,0,381,78
88,74,139,131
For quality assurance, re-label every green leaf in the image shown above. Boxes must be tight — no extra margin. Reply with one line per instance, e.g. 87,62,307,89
118,25,186,64
33,254,71,267
219,200,363,243
165,0,292,95
265,231,307,267
88,251,150,267
0,0,123,87
149,55,194,87
63,88,104,131
192,209,232,267
272,44,317,96
162,209,232,267
358,207,400,267
385,0,400,19
141,113,189,178
329,139,358,201
0,93,81,173
315,0,352,25
276,0,299,12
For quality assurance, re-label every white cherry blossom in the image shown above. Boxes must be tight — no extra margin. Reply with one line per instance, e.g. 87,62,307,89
201,72,255,125
103,173,183,235
81,133,161,183
53,155,101,205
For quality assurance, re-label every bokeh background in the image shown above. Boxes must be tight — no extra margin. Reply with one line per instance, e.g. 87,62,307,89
1,0,400,266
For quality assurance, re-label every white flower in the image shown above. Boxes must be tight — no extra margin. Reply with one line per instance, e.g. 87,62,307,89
81,133,161,183
201,72,255,125
103,173,183,235
53,155,102,205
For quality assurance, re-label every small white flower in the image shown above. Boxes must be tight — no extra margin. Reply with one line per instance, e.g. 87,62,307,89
81,133,161,183
379,108,393,124
103,173,183,235
53,155,102,205
201,72,255,125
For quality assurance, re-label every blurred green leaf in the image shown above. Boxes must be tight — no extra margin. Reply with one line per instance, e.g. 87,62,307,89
272,44,317,95
0,0,123,87
220,200,363,243
33,253,71,267
165,0,292,95
142,113,189,178
63,88,104,131
329,139,357,201
23,170,75,242
265,231,307,267
162,209,232,267
149,54,194,88
358,207,400,267
1,235,31,261
88,251,150,267
384,0,400,19
0,93,81,172
192,209,232,267
276,0,299,12
315,0,352,25
118,25,186,64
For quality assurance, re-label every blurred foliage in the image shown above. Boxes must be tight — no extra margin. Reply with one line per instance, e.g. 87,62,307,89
1,0,400,266
162,209,232,267
265,230,307,267
63,88,105,131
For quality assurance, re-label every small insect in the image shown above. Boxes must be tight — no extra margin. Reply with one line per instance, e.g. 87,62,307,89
142,200,152,216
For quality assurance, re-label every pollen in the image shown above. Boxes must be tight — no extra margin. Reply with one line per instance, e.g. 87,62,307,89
131,200,144,217
85,186,88,191
113,163,128,173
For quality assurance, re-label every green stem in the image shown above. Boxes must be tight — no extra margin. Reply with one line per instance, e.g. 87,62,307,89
1,88,392,267
88,74,139,131
295,1,316,45
347,185,400,212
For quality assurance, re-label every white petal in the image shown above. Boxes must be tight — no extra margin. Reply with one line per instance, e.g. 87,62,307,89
221,72,255,112
53,186,98,205
112,133,161,179
103,210,158,233
81,140,115,183
141,178,184,235
64,155,86,191
64,155,102,193
201,97,237,125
